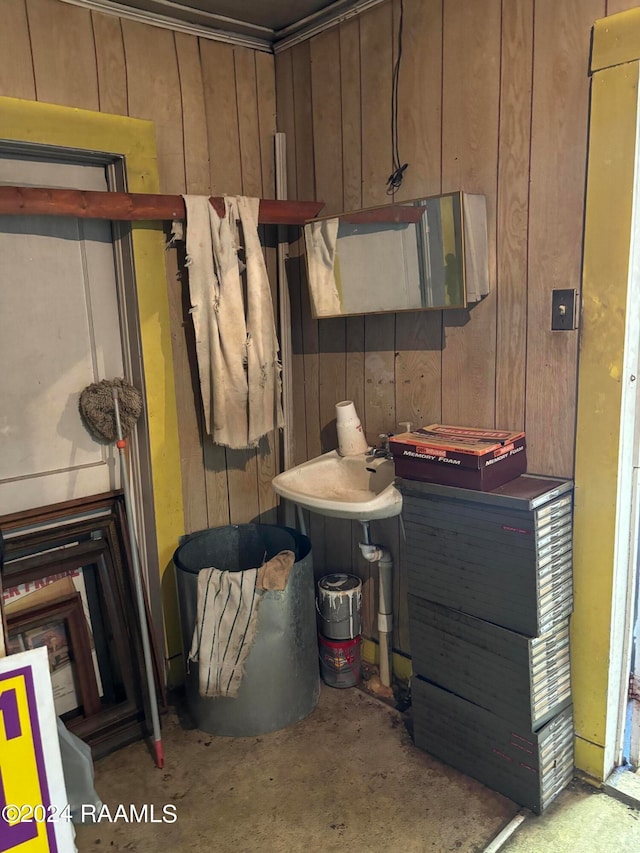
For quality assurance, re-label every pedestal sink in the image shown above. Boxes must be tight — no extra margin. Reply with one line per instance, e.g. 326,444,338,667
271,449,402,521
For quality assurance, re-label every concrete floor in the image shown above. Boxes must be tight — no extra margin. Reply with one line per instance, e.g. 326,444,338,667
74,684,518,852
502,781,640,852
73,685,640,853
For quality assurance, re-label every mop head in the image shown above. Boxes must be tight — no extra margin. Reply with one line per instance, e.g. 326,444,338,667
79,378,143,442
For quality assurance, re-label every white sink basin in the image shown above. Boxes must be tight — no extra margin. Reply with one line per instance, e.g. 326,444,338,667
271,450,402,521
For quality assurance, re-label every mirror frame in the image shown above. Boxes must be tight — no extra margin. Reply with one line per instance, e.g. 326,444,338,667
304,191,474,319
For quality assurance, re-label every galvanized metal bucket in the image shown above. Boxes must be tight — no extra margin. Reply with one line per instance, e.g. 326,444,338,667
174,524,319,737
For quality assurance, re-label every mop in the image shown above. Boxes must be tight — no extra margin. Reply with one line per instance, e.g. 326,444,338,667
79,378,164,769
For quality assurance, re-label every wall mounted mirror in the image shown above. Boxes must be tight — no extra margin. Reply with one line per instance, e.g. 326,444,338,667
304,191,489,319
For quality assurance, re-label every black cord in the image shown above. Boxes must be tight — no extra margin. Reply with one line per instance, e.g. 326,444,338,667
387,0,408,195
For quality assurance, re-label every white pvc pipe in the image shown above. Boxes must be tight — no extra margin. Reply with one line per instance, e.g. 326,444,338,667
359,540,394,688
379,630,392,688
482,813,527,853
378,553,393,688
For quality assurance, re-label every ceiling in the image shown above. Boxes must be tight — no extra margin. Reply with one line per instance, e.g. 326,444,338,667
97,0,366,45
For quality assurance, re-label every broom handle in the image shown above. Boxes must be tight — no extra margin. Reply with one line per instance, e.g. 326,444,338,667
112,388,164,769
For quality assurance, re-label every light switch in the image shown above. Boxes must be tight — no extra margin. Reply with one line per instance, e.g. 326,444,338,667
551,289,577,331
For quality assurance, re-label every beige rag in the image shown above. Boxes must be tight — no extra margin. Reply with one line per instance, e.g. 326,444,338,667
257,549,295,590
182,195,284,449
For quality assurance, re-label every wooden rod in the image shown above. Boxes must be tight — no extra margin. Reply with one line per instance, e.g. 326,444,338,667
0,186,324,225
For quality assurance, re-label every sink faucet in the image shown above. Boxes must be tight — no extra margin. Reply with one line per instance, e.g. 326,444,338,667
371,433,394,459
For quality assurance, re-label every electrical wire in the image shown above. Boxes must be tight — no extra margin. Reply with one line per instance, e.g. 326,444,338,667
387,0,408,195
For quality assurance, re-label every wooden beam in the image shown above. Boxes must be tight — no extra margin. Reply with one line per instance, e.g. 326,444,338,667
340,205,425,225
0,186,324,225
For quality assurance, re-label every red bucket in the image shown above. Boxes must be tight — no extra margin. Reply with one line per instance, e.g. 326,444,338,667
318,634,361,689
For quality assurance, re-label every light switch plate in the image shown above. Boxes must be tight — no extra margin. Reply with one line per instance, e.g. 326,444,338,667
551,289,577,331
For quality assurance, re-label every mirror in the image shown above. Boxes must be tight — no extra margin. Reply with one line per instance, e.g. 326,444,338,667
304,191,489,319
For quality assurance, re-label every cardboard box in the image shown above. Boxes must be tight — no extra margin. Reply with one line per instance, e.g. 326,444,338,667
390,424,526,491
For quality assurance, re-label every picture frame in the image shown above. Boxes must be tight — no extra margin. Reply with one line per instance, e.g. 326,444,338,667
0,493,163,757
7,591,101,719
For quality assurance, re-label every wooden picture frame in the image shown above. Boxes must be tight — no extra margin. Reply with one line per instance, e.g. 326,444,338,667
7,591,101,719
0,493,161,757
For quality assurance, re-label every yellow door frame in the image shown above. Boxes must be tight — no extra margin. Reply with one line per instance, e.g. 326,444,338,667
574,9,640,782
0,96,185,683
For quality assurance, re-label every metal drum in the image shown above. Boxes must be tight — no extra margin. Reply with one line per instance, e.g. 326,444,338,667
174,524,319,737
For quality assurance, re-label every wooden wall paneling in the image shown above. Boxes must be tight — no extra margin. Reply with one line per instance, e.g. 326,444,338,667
234,48,264,199
393,0,444,433
175,35,210,194
197,39,240,528
168,32,211,534
310,29,352,572
0,0,36,100
220,46,260,526
123,22,208,536
92,11,128,115
166,241,209,534
525,0,603,476
275,52,309,471
256,52,280,525
310,30,346,445
275,52,298,208
122,21,184,195
26,0,99,110
606,0,640,14
339,16,373,634
339,18,363,214
200,40,243,196
256,51,277,201
292,41,320,459
290,40,326,570
495,0,534,432
360,1,396,442
359,1,393,208
441,0,501,429
385,1,446,654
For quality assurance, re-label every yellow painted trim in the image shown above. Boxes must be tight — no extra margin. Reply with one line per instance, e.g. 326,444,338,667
0,97,185,677
575,736,607,782
573,63,639,780
361,638,413,683
592,7,640,73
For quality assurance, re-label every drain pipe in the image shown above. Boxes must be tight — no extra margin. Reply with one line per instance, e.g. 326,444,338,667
359,522,393,688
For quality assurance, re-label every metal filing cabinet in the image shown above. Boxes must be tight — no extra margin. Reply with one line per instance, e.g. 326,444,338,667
408,597,571,730
400,474,575,813
401,475,574,636
412,679,575,815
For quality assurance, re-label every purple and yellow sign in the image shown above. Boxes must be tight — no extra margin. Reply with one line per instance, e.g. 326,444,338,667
0,648,74,852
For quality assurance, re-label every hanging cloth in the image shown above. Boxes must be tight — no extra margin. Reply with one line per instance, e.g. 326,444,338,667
304,217,341,316
182,195,284,449
188,550,295,698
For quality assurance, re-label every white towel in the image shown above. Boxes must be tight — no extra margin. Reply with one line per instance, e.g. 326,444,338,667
188,550,296,699
182,195,284,449
188,567,260,698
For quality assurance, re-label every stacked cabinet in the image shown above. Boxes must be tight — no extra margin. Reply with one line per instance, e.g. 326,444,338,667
400,475,574,813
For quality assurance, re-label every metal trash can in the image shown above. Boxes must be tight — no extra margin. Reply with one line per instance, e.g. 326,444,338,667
174,523,319,737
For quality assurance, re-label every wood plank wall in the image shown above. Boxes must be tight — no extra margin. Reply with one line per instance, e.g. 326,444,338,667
0,0,279,537
275,0,616,653
0,0,634,660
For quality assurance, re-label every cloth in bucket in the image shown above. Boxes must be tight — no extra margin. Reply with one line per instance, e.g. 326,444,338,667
189,550,295,698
